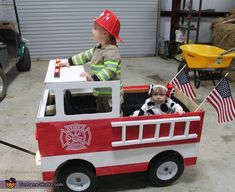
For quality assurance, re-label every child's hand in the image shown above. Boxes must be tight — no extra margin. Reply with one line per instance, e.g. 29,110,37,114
80,72,94,81
59,61,70,67
176,109,185,115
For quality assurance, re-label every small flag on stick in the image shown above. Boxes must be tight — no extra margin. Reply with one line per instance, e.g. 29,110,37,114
171,66,196,100
206,77,235,123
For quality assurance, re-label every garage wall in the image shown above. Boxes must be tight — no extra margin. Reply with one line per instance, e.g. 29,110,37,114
16,0,160,60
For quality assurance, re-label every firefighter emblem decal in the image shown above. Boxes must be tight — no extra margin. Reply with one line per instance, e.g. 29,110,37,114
60,123,92,151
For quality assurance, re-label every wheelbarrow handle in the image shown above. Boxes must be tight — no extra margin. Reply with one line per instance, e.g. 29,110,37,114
220,47,235,56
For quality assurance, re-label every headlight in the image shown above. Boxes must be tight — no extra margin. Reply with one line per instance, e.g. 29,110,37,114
35,150,41,166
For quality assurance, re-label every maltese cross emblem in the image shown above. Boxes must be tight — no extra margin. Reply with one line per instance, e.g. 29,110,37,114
60,123,92,151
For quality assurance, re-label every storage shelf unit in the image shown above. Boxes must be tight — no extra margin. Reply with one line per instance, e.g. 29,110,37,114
161,10,228,17
160,0,228,56
171,0,202,44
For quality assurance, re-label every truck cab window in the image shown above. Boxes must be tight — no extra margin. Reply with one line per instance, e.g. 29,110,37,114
63,87,113,115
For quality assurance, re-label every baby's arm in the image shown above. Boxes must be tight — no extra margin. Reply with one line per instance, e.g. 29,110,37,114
174,104,184,115
168,98,184,115
138,98,155,115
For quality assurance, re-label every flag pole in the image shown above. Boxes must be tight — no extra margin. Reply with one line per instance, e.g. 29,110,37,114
169,64,186,83
194,72,229,111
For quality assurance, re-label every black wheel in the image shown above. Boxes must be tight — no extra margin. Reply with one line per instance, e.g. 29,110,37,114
56,165,97,192
212,70,223,86
147,153,184,187
194,70,200,89
16,46,31,72
0,68,7,102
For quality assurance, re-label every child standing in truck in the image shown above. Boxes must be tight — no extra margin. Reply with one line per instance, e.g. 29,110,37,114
59,9,123,113
133,84,184,116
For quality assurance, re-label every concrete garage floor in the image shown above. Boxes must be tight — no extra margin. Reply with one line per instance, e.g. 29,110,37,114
0,57,235,192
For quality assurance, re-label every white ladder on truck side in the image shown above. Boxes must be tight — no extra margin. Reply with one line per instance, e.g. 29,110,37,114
111,116,201,147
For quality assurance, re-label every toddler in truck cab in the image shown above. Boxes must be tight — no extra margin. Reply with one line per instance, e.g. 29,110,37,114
133,84,184,116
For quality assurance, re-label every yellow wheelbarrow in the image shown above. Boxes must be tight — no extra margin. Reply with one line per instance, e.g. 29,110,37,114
179,44,235,88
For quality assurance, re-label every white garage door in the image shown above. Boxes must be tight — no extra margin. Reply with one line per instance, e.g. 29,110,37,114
16,0,160,60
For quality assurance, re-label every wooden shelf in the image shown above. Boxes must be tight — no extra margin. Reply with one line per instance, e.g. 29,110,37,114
177,25,198,30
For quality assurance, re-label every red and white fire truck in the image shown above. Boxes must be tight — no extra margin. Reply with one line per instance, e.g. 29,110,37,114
35,60,205,192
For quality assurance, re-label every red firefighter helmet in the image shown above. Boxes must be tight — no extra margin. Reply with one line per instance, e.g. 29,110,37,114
94,9,123,42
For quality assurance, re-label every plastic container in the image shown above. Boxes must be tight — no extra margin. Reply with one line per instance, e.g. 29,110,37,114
180,44,235,69
175,30,184,43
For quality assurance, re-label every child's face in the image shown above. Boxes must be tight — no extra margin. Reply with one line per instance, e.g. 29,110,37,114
152,88,166,104
92,22,106,43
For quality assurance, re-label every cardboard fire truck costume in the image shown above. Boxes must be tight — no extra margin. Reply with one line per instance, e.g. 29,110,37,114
35,60,205,192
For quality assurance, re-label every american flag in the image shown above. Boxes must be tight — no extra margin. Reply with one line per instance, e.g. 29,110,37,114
206,77,235,123
171,67,196,100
